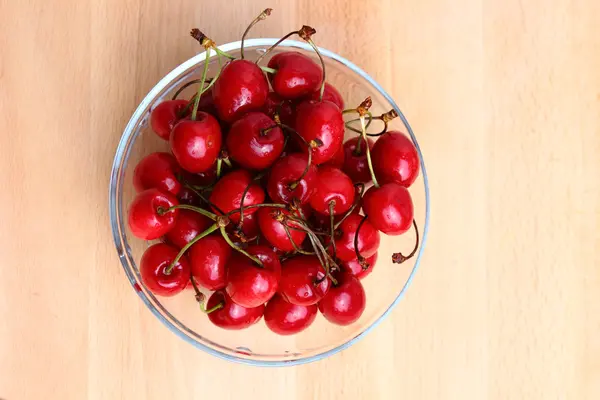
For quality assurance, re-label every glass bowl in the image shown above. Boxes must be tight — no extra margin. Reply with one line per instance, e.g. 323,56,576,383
109,38,430,366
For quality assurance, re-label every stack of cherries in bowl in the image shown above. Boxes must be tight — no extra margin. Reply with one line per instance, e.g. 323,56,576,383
127,11,420,336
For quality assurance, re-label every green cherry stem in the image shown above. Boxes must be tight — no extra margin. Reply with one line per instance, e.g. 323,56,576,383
191,49,211,121
260,66,277,74
241,8,273,59
283,224,314,255
219,226,264,267
333,183,366,230
189,276,224,314
328,200,337,256
360,113,380,188
216,157,223,178
304,38,326,101
165,224,219,274
157,204,217,221
255,31,299,65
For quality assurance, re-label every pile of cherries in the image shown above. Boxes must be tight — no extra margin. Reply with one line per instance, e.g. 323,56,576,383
128,9,420,335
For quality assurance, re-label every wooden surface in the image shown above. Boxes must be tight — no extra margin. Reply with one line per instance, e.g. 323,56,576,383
1,0,599,399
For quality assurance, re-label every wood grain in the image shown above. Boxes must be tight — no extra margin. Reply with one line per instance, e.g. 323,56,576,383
1,0,599,399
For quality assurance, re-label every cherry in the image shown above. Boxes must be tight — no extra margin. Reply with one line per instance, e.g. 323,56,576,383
133,152,181,196
318,272,366,325
140,243,190,297
308,82,344,110
371,131,420,187
322,141,345,169
226,112,284,170
342,252,378,280
188,234,231,290
264,294,318,335
207,290,265,330
150,99,189,140
279,256,330,306
226,245,281,308
363,183,414,235
263,92,295,126
170,113,222,173
209,170,265,223
309,166,355,216
177,187,201,206
342,137,375,184
164,209,213,249
295,100,344,164
334,213,380,262
228,211,259,242
212,59,269,122
128,189,179,240
194,87,218,116
267,153,317,204
267,51,322,99
256,207,306,252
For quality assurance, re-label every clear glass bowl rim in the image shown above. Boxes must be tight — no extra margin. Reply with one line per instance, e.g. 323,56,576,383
109,38,431,367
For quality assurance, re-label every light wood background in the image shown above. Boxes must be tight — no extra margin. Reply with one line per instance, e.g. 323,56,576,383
1,0,599,399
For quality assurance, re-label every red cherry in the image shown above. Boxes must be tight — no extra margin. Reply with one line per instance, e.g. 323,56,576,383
188,234,231,290
213,59,269,122
207,290,265,330
226,245,281,308
295,100,344,164
267,51,323,99
372,131,420,187
308,83,344,110
164,209,213,249
267,153,317,204
227,211,260,242
194,87,218,116
322,141,345,169
140,243,190,297
318,272,366,325
279,256,330,306
256,207,306,252
310,211,343,232
309,166,355,216
264,294,318,335
209,170,265,223
170,113,222,173
150,100,189,140
263,92,296,126
342,137,375,184
226,112,284,170
128,189,179,240
133,152,181,196
363,183,414,235
342,252,378,280
334,213,380,262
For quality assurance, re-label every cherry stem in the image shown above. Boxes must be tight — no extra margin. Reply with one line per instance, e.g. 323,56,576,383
226,203,287,218
334,183,366,230
237,179,254,225
216,158,223,178
392,219,420,264
241,8,273,59
304,38,326,101
219,226,264,267
328,200,337,255
260,66,277,74
282,125,320,190
172,79,211,100
360,113,380,188
353,215,369,269
307,234,338,286
165,224,219,274
255,31,299,65
191,50,211,121
282,223,313,255
179,182,225,215
189,276,224,314
157,204,217,221
346,110,398,137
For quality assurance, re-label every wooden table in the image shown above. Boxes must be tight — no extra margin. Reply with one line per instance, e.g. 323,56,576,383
1,0,599,399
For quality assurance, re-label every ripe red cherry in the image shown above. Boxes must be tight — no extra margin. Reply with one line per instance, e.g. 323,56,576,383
342,252,378,280
228,211,260,242
263,92,295,126
308,82,344,110
334,213,380,262
170,113,222,173
140,243,190,297
322,141,345,169
150,99,189,140
207,290,265,330
256,207,306,252
309,167,355,216
212,59,269,122
188,234,231,290
226,112,284,170
226,245,281,308
342,137,375,184
295,100,344,164
164,209,213,249
318,272,366,325
279,256,330,306
128,189,179,240
209,170,265,223
371,131,420,187
267,51,323,99
267,153,317,204
133,152,181,196
363,183,414,235
264,294,318,335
